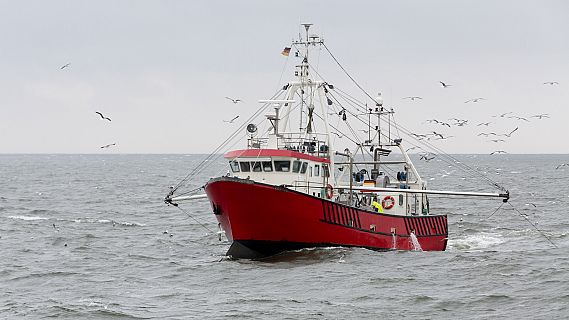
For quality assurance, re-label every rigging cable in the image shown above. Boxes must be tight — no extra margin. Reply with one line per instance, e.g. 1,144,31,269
507,202,557,248
171,89,285,195
319,43,508,192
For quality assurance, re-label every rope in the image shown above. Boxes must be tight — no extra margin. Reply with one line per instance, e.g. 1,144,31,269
507,201,557,248
172,203,216,234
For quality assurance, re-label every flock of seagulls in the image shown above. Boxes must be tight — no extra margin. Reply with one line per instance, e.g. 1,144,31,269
402,80,560,159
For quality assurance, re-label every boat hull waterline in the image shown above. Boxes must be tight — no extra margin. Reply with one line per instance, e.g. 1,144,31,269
205,177,448,259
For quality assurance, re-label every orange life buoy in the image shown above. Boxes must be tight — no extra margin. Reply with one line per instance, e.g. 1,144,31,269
382,196,395,210
325,184,334,199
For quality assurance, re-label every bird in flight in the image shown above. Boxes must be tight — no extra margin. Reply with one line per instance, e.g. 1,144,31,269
419,152,436,162
410,133,428,140
492,112,513,118
543,81,559,85
477,122,492,126
431,131,445,139
530,114,550,119
450,118,468,126
403,96,422,101
100,143,116,149
465,98,485,103
555,163,569,169
478,132,498,137
60,63,70,70
501,127,519,138
95,111,111,122
439,81,451,88
488,139,505,143
406,146,418,152
433,135,454,140
490,151,507,155
223,115,239,123
507,115,529,122
225,97,242,104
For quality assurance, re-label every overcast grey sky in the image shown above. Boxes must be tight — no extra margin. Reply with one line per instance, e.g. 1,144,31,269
1,1,567,154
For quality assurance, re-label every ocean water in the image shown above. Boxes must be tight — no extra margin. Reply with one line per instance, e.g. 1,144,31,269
1,154,568,319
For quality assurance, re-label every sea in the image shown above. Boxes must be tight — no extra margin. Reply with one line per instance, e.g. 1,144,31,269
1,154,568,319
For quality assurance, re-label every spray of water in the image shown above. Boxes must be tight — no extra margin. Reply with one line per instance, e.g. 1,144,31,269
409,233,423,251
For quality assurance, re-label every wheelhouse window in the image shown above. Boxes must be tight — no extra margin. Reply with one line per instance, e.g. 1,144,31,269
300,162,308,174
274,160,291,172
239,162,251,172
230,161,240,172
314,164,320,176
262,161,273,172
251,161,262,172
323,164,330,177
292,160,302,173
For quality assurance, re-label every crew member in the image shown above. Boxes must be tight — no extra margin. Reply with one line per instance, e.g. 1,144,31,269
371,196,383,213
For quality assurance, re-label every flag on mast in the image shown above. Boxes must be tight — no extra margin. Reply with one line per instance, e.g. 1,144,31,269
281,47,291,56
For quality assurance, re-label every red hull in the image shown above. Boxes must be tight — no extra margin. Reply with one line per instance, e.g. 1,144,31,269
205,177,448,258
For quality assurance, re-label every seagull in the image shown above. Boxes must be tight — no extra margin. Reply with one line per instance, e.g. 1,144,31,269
331,132,343,138
225,97,242,104
100,143,116,149
465,98,485,103
433,135,455,140
488,139,505,143
60,63,70,70
530,114,550,119
410,133,428,140
439,122,451,128
439,81,451,88
492,112,513,118
223,115,239,123
450,119,468,127
431,131,445,139
490,151,507,155
555,163,569,169
478,132,498,137
543,81,559,85
403,96,423,101
507,115,529,122
406,146,418,152
95,111,111,122
424,119,440,124
477,122,492,126
420,153,436,162
501,127,519,138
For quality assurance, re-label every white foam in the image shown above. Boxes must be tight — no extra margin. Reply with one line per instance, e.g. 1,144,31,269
448,233,504,251
8,215,48,221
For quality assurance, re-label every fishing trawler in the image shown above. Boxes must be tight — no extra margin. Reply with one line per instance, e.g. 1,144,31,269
165,24,509,259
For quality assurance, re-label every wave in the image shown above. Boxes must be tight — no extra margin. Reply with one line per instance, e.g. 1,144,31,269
71,218,145,227
7,215,49,221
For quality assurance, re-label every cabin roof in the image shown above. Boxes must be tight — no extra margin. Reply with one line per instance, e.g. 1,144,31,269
224,149,331,164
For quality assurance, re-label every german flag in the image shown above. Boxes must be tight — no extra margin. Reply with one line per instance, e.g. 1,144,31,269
281,47,291,56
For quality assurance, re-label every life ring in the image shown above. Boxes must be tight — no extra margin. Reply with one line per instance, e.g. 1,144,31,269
325,184,334,199
382,196,395,210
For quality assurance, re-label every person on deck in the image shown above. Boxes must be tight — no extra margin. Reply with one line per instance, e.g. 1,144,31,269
372,196,383,213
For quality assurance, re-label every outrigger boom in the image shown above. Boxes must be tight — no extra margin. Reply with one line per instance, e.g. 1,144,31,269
338,186,510,202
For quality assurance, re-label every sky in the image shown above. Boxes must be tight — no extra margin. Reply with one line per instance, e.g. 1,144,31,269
0,0,568,154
